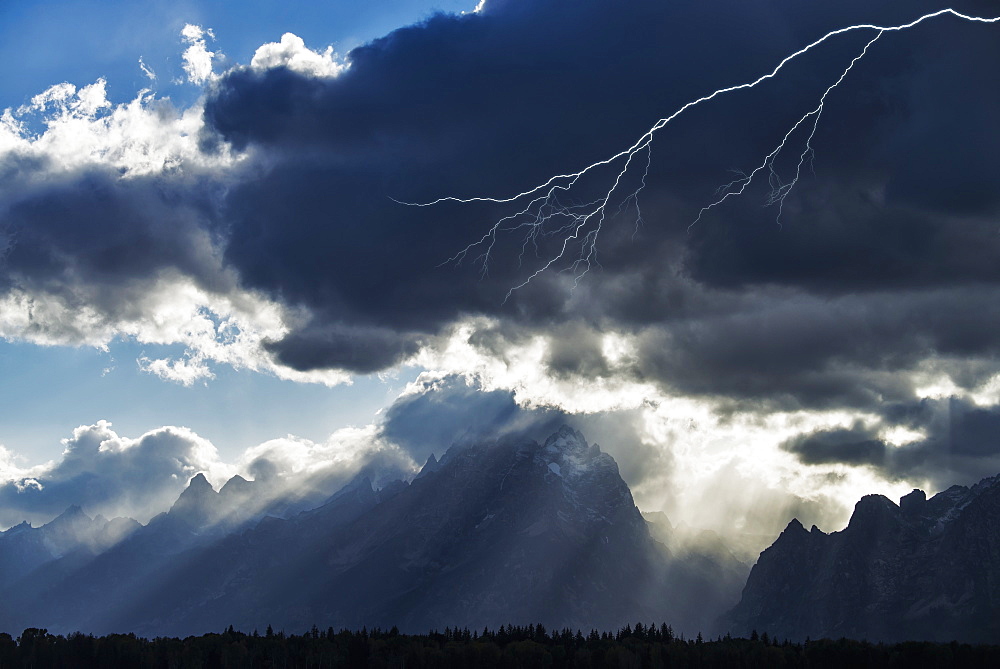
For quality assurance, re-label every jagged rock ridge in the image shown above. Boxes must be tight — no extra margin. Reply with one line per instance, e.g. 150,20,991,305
723,475,1000,642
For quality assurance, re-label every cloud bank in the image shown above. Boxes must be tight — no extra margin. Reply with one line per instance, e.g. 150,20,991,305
0,417,417,530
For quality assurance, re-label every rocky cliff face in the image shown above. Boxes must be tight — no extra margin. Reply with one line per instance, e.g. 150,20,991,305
723,474,1000,642
0,427,744,637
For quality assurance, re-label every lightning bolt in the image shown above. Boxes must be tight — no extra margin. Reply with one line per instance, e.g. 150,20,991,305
400,8,1000,299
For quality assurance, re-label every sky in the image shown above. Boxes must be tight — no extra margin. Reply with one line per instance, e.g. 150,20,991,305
1,0,999,537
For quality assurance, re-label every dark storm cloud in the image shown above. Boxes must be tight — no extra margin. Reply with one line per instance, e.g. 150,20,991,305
459,282,1000,413
194,0,1000,404
543,322,612,379
626,286,1000,410
685,188,1000,293
2,170,222,292
201,1,816,316
783,397,1000,487
3,0,997,415
783,423,889,468
264,321,423,374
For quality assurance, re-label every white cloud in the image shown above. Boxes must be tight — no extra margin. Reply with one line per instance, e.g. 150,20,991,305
463,1,488,14
21,82,75,114
138,57,156,81
251,33,346,78
0,108,25,155
180,24,218,86
413,317,658,415
0,273,350,388
14,478,43,493
0,446,27,484
2,79,235,177
138,354,215,386
239,424,416,485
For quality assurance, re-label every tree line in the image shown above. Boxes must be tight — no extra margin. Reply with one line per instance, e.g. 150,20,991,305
2,623,998,668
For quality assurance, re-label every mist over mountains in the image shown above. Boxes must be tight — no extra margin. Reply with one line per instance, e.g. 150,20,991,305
0,427,745,637
0,426,997,642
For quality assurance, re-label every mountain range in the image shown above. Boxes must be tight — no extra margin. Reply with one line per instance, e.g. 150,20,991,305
0,426,997,642
0,427,746,637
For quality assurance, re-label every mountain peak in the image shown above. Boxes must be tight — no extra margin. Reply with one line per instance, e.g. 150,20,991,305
219,475,252,497
344,474,373,494
765,518,817,551
551,424,586,442
188,473,213,490
783,518,806,534
169,473,220,525
175,473,216,502
46,505,91,528
899,488,926,514
415,453,441,480
542,425,589,456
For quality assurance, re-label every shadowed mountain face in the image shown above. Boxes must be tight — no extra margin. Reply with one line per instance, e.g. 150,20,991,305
723,475,1000,642
0,428,745,637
